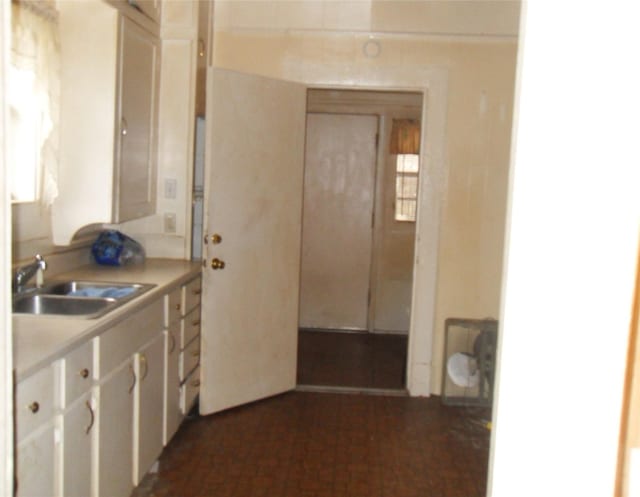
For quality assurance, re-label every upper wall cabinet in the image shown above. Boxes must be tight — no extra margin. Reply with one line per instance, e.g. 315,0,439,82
133,0,161,23
115,16,159,222
52,1,160,245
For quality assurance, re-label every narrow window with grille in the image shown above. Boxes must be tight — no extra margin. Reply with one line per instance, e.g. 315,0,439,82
395,154,419,222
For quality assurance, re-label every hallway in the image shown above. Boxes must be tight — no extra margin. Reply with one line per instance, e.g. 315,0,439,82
131,392,490,497
296,330,408,391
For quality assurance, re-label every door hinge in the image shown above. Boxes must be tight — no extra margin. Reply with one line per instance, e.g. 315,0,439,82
375,133,379,148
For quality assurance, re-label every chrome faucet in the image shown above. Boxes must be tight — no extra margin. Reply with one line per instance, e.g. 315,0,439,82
13,254,47,293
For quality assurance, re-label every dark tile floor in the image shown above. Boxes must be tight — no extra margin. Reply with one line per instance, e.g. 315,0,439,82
296,330,408,391
131,392,491,497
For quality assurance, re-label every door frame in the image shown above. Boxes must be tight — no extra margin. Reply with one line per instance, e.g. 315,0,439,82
304,71,448,397
0,1,14,494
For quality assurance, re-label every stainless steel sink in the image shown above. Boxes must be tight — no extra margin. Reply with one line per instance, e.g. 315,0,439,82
39,281,154,299
13,281,156,318
13,295,116,318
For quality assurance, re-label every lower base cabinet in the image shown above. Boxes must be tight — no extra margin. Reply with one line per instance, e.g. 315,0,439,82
60,392,94,497
164,326,182,445
134,332,165,484
14,273,202,497
15,423,55,497
97,360,135,497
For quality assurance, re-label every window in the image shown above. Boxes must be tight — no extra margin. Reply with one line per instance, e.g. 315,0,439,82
395,154,419,222
8,63,41,202
9,2,59,204
389,118,420,222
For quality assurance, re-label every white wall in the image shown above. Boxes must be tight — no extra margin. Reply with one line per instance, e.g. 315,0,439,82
0,2,14,494
213,1,519,395
489,2,640,496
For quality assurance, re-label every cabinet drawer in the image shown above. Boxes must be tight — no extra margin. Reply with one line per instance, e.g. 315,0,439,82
98,299,163,377
16,366,55,443
166,286,182,326
181,306,201,349
183,276,201,316
180,366,200,415
180,336,200,382
63,340,94,407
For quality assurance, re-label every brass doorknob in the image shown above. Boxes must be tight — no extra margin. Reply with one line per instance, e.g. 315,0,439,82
211,234,222,244
211,258,226,270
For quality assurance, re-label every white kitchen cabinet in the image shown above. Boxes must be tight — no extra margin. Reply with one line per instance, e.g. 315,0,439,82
58,340,94,497
15,422,56,497
15,344,94,497
164,276,202,438
15,365,54,443
181,335,200,382
14,365,56,497
96,359,135,497
60,392,95,497
96,297,163,496
134,0,161,23
133,332,165,484
164,323,182,445
181,366,200,415
13,267,202,497
183,277,202,315
54,1,160,244
181,306,201,349
115,14,159,222
179,276,202,415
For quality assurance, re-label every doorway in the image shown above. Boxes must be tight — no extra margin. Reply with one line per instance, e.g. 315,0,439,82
296,89,423,392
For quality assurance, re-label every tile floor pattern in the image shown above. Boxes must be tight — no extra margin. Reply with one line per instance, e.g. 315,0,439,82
296,330,408,390
131,392,491,497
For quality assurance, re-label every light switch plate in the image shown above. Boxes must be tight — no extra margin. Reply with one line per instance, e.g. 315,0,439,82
164,212,176,233
164,178,177,199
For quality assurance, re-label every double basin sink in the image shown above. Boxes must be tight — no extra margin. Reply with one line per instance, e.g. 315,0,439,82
13,281,156,319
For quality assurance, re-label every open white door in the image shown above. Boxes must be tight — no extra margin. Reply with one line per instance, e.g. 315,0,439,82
199,69,307,415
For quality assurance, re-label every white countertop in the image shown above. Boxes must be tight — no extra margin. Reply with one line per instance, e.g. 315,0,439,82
13,258,201,381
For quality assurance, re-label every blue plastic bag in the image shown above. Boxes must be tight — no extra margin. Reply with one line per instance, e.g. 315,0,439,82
91,230,145,266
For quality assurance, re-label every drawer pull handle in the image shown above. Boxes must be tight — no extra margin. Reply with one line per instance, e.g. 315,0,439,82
85,401,95,434
128,364,137,394
175,303,181,311
169,333,176,354
79,368,90,379
193,289,202,295
140,354,149,382
28,402,40,414
192,320,201,326
191,350,200,357
191,379,200,387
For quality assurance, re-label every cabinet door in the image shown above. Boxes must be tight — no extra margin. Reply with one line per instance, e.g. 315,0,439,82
164,326,182,445
135,0,161,23
114,15,159,222
61,393,94,497
97,360,135,497
134,333,165,484
15,423,55,497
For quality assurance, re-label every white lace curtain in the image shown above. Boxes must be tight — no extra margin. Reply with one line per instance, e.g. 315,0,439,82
9,0,59,207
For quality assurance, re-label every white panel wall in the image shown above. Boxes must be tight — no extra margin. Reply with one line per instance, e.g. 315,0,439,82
489,2,640,496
